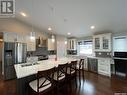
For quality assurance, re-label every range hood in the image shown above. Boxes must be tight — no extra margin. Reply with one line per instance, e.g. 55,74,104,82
38,37,43,47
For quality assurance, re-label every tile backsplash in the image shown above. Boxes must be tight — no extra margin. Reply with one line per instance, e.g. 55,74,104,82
67,50,77,55
95,52,112,58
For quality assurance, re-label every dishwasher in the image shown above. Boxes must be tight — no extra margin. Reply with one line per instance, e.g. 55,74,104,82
87,58,98,73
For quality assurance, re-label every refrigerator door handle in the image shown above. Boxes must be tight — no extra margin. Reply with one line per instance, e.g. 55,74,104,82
14,43,17,64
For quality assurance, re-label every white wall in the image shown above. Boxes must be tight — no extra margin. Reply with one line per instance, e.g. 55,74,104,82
0,18,50,39
56,35,67,58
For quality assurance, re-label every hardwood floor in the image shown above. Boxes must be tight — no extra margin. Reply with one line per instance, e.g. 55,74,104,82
0,71,127,95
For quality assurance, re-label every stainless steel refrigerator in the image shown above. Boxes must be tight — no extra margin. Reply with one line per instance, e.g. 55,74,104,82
4,42,27,80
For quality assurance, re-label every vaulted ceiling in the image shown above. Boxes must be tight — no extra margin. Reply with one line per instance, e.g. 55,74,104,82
16,0,127,37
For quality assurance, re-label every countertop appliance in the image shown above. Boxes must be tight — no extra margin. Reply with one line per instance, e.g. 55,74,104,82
4,42,27,80
114,52,127,78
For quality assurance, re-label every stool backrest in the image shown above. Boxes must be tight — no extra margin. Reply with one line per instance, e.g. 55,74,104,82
79,59,84,69
55,63,68,81
37,67,55,93
67,61,77,75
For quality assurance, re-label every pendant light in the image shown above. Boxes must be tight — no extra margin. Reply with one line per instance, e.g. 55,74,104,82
51,34,55,43
65,40,67,44
30,0,35,41
30,30,35,41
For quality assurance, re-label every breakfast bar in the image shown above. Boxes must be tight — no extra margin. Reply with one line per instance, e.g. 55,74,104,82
14,58,78,95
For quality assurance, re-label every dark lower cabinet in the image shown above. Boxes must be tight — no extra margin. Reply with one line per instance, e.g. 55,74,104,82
4,65,16,80
114,59,127,78
17,75,36,95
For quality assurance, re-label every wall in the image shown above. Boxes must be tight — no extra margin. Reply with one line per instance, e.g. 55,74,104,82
56,35,67,58
77,36,93,41
112,31,127,37
0,18,49,39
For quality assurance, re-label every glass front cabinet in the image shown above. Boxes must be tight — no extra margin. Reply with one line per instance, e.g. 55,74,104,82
93,33,111,52
67,39,77,50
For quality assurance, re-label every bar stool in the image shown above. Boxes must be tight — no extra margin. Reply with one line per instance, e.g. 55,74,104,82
66,61,77,85
28,67,55,95
53,63,68,95
76,59,85,78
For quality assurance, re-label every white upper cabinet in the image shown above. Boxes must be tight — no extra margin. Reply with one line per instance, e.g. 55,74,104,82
47,39,56,50
4,32,17,42
3,32,36,51
26,36,36,51
67,39,77,50
93,33,112,52
3,32,26,43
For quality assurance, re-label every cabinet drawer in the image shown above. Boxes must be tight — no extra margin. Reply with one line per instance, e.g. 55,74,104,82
98,62,109,67
98,59,110,66
98,66,109,72
98,64,110,72
98,69,110,76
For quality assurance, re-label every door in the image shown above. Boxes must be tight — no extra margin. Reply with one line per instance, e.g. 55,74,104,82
16,43,27,64
22,43,27,63
102,34,111,51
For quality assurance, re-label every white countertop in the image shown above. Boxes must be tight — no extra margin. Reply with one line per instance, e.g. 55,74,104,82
14,58,78,79
67,54,113,60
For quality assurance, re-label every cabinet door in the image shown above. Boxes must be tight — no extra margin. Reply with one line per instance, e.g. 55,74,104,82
48,39,55,50
26,37,36,51
102,34,111,51
16,34,26,43
93,33,111,51
70,40,71,49
67,39,72,50
4,32,17,42
93,35,101,51
71,40,74,49
67,39,70,50
71,39,76,50
95,38,100,49
98,59,111,77
67,39,77,50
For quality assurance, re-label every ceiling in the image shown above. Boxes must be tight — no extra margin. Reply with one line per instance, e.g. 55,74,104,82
16,0,127,37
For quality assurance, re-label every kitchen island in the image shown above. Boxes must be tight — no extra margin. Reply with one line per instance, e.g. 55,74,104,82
14,58,78,95
67,55,114,77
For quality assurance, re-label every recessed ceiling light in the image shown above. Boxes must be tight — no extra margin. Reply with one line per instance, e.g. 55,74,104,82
48,27,52,31
20,12,27,17
67,32,71,35
90,26,95,29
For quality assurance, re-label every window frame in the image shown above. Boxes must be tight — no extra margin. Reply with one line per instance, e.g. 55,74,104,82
78,40,93,56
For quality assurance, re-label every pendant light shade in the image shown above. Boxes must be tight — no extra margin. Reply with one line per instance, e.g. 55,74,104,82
30,32,35,41
30,0,35,41
51,35,55,43
65,40,67,44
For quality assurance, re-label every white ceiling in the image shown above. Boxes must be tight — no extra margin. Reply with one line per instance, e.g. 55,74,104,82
16,0,127,37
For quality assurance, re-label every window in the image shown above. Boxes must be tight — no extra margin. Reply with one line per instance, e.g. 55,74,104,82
113,36,127,52
78,40,93,55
